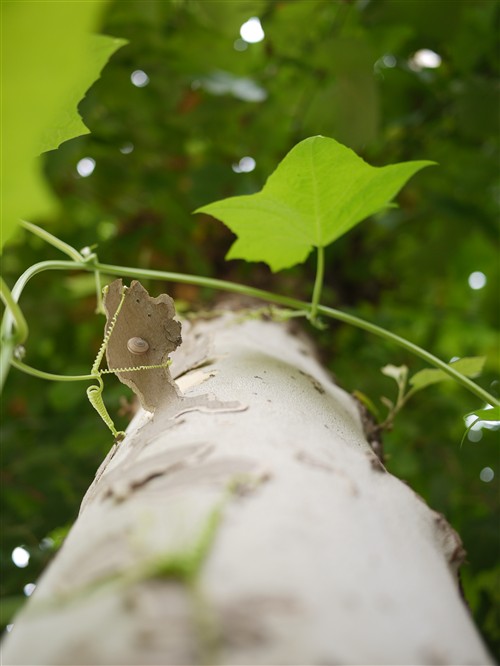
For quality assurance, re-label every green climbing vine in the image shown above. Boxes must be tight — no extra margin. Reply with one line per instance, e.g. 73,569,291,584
1,224,499,441
1,138,499,439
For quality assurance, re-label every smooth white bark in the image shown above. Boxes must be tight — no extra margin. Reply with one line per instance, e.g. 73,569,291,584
1,315,493,665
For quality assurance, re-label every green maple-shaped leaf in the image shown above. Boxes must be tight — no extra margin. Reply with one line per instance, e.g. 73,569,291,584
195,136,435,272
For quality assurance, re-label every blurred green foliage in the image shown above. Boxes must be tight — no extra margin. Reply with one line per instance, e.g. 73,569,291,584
1,0,498,654
1,0,125,248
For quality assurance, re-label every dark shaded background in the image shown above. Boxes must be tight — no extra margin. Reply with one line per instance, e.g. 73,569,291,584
2,0,499,654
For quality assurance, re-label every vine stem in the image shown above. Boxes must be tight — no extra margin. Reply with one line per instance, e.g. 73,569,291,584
10,359,95,383
316,303,497,407
2,258,498,408
0,276,28,344
19,220,85,262
1,277,29,390
308,246,325,324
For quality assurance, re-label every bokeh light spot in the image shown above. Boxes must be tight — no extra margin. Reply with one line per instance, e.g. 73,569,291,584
410,49,442,69
76,157,96,178
232,156,256,173
120,143,134,154
467,427,483,443
479,467,494,483
131,70,150,87
12,546,29,568
240,17,265,44
23,583,36,597
468,271,487,290
234,39,248,52
382,54,396,68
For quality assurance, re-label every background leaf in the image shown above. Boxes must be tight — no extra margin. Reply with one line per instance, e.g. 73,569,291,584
1,2,126,251
195,136,434,271
410,357,486,392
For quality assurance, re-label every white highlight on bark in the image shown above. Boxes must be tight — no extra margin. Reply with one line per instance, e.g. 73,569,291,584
1,315,492,665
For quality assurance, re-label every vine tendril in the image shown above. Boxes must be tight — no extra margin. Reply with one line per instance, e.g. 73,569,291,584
91,286,128,375
87,285,173,440
100,360,172,375
86,376,125,441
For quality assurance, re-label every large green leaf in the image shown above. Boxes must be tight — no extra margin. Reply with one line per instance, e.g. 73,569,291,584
1,2,126,250
36,34,128,154
195,136,435,271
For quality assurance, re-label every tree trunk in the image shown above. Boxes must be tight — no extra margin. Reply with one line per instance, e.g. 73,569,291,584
1,314,493,665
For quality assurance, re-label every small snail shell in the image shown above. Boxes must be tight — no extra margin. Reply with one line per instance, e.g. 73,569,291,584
127,337,149,355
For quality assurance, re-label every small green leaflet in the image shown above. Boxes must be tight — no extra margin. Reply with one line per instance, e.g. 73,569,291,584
461,405,500,446
195,136,435,272
352,389,381,420
410,356,486,392
467,406,500,424
381,364,408,388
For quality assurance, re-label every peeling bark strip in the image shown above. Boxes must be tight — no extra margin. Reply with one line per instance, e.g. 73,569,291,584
103,279,182,412
2,314,492,665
